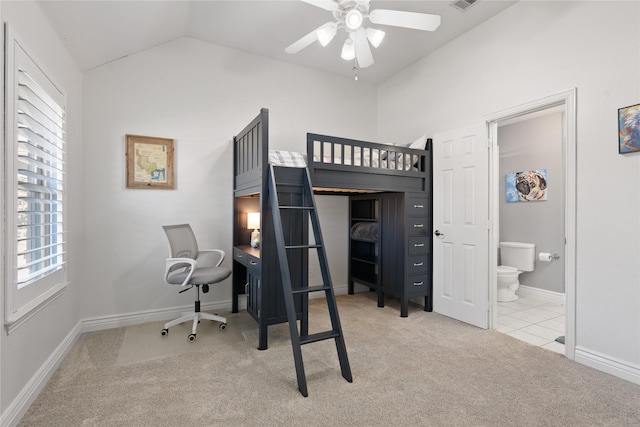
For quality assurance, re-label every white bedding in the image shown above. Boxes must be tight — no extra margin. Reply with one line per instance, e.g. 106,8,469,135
268,150,307,167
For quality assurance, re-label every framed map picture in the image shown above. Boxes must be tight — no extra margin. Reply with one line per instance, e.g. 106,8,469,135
126,134,174,189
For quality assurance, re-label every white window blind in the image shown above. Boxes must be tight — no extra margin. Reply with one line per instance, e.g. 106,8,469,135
5,28,68,329
16,64,66,285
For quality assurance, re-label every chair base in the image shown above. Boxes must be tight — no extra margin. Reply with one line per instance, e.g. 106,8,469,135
162,311,227,340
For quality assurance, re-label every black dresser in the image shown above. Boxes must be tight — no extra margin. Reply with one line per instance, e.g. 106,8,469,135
349,192,432,316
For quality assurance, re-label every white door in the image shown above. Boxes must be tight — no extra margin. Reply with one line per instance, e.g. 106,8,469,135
432,125,489,328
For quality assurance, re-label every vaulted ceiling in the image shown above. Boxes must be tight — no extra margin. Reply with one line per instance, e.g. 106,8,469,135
38,0,517,84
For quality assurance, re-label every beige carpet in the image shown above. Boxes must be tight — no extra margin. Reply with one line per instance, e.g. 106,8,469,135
20,293,640,426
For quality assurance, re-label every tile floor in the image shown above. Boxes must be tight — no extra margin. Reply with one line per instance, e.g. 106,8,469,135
497,295,566,355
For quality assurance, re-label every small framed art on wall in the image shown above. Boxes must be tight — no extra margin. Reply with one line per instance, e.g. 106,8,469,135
125,134,175,189
618,103,640,154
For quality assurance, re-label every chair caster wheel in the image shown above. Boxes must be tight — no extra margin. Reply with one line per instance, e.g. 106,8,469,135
219,323,227,331
188,333,196,342
161,329,168,336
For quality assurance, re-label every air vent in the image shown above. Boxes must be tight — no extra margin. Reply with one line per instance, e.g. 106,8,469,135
450,0,478,11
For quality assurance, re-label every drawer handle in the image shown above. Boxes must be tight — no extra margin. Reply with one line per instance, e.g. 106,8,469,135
413,224,424,228
413,204,424,209
237,254,244,258
249,260,257,266
414,243,425,247
413,281,424,286
413,262,424,267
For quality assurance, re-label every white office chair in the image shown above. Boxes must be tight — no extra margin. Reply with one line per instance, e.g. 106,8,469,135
161,224,232,341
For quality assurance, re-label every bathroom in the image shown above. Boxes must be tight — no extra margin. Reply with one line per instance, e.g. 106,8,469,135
496,109,566,353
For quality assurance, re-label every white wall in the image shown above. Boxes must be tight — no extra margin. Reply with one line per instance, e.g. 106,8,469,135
377,1,640,379
80,37,372,321
499,112,565,294
0,0,84,421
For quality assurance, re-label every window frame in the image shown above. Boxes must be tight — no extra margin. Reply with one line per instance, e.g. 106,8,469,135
4,25,68,333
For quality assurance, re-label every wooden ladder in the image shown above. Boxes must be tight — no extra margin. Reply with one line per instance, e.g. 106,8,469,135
267,164,352,397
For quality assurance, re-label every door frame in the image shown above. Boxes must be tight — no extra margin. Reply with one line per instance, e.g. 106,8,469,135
485,88,577,360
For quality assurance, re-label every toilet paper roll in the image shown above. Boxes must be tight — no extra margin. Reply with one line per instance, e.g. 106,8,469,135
538,252,553,262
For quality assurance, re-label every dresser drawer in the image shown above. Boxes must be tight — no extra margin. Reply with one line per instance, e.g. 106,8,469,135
407,255,429,274
406,218,428,235
407,197,429,217
408,236,429,255
406,274,430,293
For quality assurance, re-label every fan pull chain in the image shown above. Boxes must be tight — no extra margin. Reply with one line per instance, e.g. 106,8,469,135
353,61,358,81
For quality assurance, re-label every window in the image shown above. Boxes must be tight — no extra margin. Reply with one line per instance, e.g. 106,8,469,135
4,28,67,331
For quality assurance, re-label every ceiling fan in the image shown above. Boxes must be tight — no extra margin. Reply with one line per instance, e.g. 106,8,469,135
285,0,441,69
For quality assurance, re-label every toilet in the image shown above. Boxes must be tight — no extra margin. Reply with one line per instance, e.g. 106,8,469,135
497,242,535,302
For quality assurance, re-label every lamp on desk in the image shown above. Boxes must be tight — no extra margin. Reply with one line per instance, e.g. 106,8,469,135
247,212,260,248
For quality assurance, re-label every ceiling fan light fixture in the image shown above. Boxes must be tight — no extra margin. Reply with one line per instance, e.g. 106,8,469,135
290,1,444,74
366,28,385,48
345,9,363,30
316,23,337,46
341,39,355,60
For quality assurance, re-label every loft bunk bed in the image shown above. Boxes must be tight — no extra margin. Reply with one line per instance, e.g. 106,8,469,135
232,108,433,350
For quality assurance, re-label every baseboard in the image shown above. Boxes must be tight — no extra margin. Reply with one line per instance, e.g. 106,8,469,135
1,321,82,427
516,285,565,305
81,299,233,333
309,283,349,300
575,346,640,385
333,283,349,295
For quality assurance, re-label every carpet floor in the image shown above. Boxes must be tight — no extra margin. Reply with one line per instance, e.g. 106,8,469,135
19,293,640,426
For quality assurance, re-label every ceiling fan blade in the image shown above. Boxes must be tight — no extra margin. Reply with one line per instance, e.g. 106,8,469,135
285,22,334,54
369,9,441,31
354,28,374,68
301,0,339,12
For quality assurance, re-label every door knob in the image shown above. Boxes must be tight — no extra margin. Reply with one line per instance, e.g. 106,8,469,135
434,230,444,237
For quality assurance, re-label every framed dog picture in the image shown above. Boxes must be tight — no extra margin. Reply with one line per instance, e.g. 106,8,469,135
506,169,547,202
618,103,640,154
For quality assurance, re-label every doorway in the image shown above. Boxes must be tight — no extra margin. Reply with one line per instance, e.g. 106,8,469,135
487,89,577,359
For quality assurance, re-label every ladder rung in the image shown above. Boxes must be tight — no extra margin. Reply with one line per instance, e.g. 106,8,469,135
291,285,331,295
300,330,341,345
285,244,322,250
280,206,314,210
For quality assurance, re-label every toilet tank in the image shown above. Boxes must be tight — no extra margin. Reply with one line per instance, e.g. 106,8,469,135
499,242,535,272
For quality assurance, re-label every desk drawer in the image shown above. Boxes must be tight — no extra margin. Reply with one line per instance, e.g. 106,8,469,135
233,247,261,270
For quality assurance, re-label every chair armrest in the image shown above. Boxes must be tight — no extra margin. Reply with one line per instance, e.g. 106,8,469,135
165,257,197,287
196,249,226,268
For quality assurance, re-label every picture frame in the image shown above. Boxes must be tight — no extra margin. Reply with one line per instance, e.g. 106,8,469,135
506,169,548,202
125,134,175,189
618,103,640,154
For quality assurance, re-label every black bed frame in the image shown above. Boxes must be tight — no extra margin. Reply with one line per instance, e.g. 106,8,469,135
307,133,430,193
232,108,433,349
